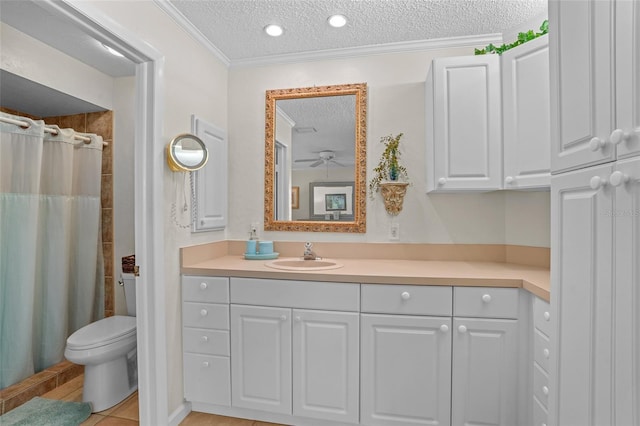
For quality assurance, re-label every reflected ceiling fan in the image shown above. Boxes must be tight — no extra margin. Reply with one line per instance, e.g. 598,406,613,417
295,150,345,167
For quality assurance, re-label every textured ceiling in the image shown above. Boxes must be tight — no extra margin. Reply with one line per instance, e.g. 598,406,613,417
169,0,547,61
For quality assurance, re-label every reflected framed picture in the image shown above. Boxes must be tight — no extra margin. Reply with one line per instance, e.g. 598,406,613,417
325,193,347,211
291,186,299,209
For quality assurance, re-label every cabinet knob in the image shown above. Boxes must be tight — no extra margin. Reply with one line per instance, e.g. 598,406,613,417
544,311,551,321
542,386,549,396
280,315,287,321
201,335,208,343
590,175,608,190
481,294,492,303
505,176,514,185
589,137,607,152
401,291,411,300
609,171,630,187
543,348,550,358
440,324,449,333
458,325,467,333
438,177,447,185
295,316,301,322
199,282,208,290
200,309,208,317
610,128,629,145
202,361,209,368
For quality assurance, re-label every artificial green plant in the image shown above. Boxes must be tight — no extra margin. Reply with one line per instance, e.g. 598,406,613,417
369,133,409,197
475,20,549,55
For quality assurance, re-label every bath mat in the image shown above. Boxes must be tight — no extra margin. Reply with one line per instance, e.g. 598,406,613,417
0,397,91,426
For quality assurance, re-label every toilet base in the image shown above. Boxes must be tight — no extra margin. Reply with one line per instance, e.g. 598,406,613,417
82,348,138,412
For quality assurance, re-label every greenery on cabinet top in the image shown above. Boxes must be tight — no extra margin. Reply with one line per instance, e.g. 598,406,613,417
475,20,548,55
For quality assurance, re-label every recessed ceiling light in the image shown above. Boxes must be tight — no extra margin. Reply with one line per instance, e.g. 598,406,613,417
264,24,284,37
102,43,124,58
327,14,347,28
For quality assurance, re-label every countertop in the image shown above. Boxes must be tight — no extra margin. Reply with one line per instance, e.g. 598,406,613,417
182,254,550,302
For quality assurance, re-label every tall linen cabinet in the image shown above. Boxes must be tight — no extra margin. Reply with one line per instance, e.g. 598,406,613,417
549,1,640,425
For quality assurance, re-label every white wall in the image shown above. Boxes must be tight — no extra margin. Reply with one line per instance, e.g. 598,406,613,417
228,49,549,246
0,22,115,110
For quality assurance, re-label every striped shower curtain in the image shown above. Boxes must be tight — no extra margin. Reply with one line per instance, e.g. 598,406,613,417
0,112,104,388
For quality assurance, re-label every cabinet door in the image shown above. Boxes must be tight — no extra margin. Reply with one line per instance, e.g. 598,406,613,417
451,318,518,426
361,314,452,426
292,310,359,423
612,156,640,425
502,35,551,189
549,163,614,426
614,0,640,159
230,305,291,414
428,55,502,191
549,0,614,173
191,115,228,231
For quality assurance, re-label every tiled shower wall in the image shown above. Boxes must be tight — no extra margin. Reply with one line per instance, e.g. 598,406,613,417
0,107,115,316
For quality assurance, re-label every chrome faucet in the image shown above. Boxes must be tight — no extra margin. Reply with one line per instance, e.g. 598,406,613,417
303,242,319,260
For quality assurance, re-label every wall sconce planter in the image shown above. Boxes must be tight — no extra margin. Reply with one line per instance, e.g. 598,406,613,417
379,182,409,216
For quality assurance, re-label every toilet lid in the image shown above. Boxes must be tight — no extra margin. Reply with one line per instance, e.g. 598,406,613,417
67,316,136,350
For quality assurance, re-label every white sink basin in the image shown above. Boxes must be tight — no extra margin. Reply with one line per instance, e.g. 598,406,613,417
265,258,343,271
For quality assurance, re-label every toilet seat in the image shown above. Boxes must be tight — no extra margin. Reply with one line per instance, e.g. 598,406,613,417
67,316,136,351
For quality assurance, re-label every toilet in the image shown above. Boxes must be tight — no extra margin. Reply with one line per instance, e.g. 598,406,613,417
65,273,137,412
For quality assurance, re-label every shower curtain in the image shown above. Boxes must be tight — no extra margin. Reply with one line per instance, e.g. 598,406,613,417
0,112,104,388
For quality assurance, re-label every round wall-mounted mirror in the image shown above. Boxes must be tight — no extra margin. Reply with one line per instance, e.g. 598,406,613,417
166,133,209,172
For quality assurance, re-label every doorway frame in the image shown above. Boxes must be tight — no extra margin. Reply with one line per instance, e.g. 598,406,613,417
41,1,168,423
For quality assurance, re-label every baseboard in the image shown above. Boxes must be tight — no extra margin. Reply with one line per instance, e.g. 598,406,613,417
168,401,191,426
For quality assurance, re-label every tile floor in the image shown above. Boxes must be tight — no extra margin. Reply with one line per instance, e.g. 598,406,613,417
40,375,284,425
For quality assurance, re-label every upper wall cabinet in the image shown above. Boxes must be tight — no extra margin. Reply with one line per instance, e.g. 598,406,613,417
502,35,551,189
192,115,228,232
426,55,503,192
550,0,640,174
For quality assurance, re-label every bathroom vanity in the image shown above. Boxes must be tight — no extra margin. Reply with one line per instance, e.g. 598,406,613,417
180,243,550,426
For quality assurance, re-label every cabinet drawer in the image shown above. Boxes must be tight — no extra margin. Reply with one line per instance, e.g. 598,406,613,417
183,353,230,406
533,363,549,409
361,284,452,316
533,328,551,373
230,277,359,311
533,297,551,337
183,302,229,329
183,328,229,356
454,287,519,319
533,396,549,426
182,276,229,303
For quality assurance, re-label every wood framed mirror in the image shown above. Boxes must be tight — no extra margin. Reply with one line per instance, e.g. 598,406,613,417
264,83,367,233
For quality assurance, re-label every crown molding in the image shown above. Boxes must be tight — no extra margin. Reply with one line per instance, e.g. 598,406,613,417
231,33,503,68
152,0,231,67
153,1,502,70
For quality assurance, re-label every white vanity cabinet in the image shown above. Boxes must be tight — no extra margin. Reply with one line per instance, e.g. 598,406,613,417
550,156,640,426
501,35,551,189
451,287,520,426
360,285,453,426
549,0,640,174
181,276,231,406
426,54,503,192
230,277,360,423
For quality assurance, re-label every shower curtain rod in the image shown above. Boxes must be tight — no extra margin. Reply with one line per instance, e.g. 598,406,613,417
0,115,109,146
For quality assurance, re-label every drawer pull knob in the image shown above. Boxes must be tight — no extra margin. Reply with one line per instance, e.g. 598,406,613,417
458,325,467,334
202,361,209,368
589,136,607,151
280,315,287,321
295,316,301,322
199,282,208,290
438,177,447,185
200,309,208,317
401,291,411,300
544,311,551,321
542,386,549,396
201,336,208,343
543,348,550,358
440,324,449,333
482,294,491,303
505,176,514,185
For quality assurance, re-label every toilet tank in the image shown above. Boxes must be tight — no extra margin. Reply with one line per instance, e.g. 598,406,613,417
121,273,136,316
